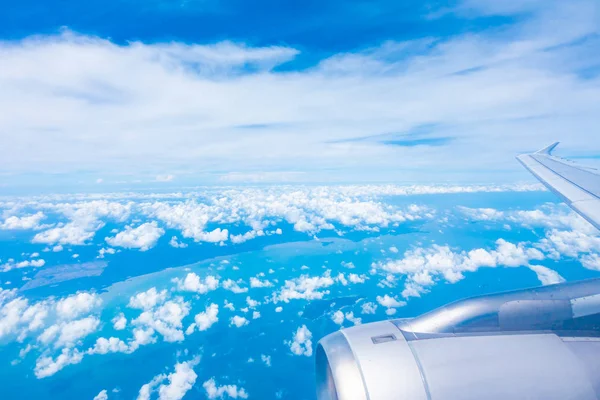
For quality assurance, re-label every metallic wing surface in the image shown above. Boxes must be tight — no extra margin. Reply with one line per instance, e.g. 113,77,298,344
315,143,600,400
517,142,600,230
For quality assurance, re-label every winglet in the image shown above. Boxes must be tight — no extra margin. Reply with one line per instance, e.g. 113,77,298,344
535,142,560,155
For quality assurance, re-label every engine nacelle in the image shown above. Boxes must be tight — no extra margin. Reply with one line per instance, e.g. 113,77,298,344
316,278,600,400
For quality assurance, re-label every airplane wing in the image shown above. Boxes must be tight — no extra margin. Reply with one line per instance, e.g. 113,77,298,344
517,142,600,231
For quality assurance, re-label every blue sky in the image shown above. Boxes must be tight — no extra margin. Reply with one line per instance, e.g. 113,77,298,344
1,0,599,192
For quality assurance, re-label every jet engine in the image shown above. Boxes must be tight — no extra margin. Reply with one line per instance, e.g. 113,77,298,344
316,278,600,400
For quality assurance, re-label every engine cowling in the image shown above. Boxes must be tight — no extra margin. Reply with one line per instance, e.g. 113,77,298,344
316,278,600,400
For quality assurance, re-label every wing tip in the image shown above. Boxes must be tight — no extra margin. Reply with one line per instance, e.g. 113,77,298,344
535,142,560,155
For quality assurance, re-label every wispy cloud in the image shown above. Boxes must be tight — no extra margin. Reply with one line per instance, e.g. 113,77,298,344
0,0,599,187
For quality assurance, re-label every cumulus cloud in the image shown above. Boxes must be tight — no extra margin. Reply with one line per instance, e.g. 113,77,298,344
173,273,219,294
261,354,271,367
1,258,46,272
194,304,219,331
34,348,84,378
348,273,367,284
245,297,260,308
528,265,565,286
105,222,164,251
375,239,547,298
230,316,249,328
249,277,273,288
0,212,48,230
331,311,344,325
222,279,248,294
33,223,100,246
129,288,168,310
38,316,100,348
32,201,131,246
376,295,406,309
274,273,336,303
0,294,51,341
203,378,249,399
112,313,127,330
158,358,199,400
286,325,312,357
361,302,378,314
138,373,168,400
169,236,188,248
55,292,101,320
93,390,108,400
133,298,190,342
97,247,116,258
137,357,200,400
581,254,600,271
88,337,129,355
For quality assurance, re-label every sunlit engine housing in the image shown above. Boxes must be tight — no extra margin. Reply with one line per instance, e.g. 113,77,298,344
316,278,600,400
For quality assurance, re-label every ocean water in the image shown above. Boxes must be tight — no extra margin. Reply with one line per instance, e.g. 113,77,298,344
0,186,599,399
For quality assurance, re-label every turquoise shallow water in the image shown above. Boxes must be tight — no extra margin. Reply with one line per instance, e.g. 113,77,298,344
0,189,599,399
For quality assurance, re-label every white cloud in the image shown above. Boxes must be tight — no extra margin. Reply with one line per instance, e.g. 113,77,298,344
222,279,248,294
112,313,127,330
33,223,99,246
348,273,367,284
194,304,219,331
34,348,84,378
51,316,100,348
375,239,547,298
230,316,249,328
249,277,273,288
581,253,600,271
286,325,312,357
1,258,46,272
133,298,190,342
138,373,167,400
158,358,200,400
129,288,168,310
361,302,377,314
88,337,129,355
93,390,108,400
0,295,49,340
55,292,101,320
203,378,249,399
173,273,219,294
224,300,235,311
528,265,565,286
3,0,600,187
169,236,188,248
275,306,282,313
331,311,344,325
344,312,361,325
230,230,264,244
97,247,116,258
274,272,335,303
106,222,164,251
261,354,271,367
245,297,260,308
31,201,131,246
376,295,406,309
0,212,47,230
